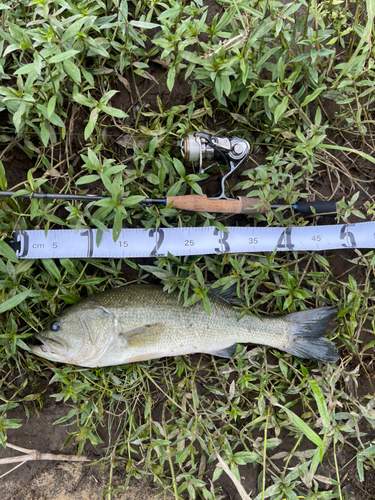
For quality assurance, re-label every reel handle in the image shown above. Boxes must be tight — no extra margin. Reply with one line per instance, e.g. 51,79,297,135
166,195,266,214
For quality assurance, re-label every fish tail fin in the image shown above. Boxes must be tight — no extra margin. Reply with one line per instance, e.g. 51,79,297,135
285,307,339,363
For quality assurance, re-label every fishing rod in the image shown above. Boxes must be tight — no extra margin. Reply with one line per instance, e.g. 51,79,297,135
0,132,339,216
0,189,340,217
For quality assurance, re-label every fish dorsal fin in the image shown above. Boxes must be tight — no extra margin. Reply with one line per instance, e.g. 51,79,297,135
208,285,241,304
118,323,165,348
205,343,239,359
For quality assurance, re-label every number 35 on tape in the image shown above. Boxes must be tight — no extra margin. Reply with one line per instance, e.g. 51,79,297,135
10,222,375,259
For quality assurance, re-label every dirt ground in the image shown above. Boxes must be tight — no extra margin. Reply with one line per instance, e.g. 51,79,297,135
0,400,173,500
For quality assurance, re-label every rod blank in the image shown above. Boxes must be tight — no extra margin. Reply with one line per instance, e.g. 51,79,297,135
0,191,105,202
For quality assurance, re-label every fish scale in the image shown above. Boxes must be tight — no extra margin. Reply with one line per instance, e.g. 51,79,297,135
87,286,290,358
27,285,339,367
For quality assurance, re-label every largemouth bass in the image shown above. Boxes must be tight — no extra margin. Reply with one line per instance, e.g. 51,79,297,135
28,285,339,367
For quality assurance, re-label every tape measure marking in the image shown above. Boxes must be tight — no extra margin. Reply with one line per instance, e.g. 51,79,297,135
11,222,375,259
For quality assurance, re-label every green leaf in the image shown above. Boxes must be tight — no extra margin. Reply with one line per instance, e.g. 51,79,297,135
273,96,288,124
100,172,114,194
181,50,200,64
283,295,293,310
166,180,183,196
73,92,95,107
75,174,100,185
139,265,174,280
290,53,311,63
121,195,145,207
0,240,18,263
357,454,364,482
13,101,26,132
14,63,36,76
173,158,186,177
86,148,100,168
360,445,375,457
0,160,7,190
254,85,277,97
166,66,176,92
157,8,181,20
47,112,65,129
0,289,31,314
190,182,203,196
212,466,223,482
40,122,49,147
81,67,95,86
315,253,329,268
307,378,330,429
214,77,223,100
231,113,248,125
42,259,61,281
130,20,160,29
99,90,118,104
221,74,231,96
301,85,327,107
84,108,99,140
112,208,123,242
47,96,56,118
146,173,159,185
49,50,80,64
59,258,79,276
94,198,116,208
100,104,128,118
232,451,258,464
202,294,211,315
277,404,323,447
63,58,81,84
319,144,375,165
61,17,87,43
210,220,229,233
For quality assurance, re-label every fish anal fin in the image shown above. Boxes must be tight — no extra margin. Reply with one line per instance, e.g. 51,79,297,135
118,323,165,348
206,343,238,359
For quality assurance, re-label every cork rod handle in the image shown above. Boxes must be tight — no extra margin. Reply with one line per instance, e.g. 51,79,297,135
166,195,266,214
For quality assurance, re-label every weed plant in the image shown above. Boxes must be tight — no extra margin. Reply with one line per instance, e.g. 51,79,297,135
0,0,375,499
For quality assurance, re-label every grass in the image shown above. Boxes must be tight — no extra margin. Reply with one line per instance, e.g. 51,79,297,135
0,0,375,498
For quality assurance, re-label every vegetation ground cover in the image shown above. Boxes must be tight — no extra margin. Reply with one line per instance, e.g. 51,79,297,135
0,0,375,498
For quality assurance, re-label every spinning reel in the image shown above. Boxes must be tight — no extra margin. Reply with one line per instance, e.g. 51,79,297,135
180,132,250,200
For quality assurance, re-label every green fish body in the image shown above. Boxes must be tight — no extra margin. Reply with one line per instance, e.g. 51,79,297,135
28,285,339,367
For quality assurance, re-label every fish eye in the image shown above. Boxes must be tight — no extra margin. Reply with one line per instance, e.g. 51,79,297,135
50,321,61,332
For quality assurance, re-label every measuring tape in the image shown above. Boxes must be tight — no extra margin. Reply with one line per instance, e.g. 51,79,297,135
9,221,375,259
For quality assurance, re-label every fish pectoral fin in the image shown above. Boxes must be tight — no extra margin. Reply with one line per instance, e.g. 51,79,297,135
118,323,165,348
205,343,239,359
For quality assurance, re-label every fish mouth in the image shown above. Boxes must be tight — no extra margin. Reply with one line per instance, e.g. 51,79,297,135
28,336,66,358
